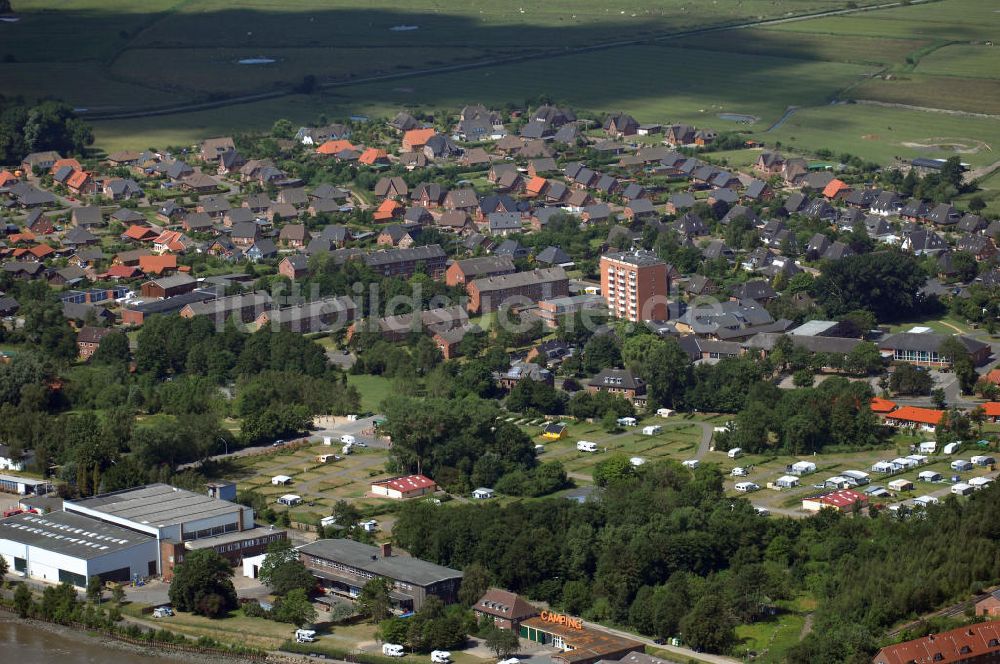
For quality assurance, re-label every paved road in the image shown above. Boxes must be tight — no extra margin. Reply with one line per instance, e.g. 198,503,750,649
81,0,933,122
579,619,741,664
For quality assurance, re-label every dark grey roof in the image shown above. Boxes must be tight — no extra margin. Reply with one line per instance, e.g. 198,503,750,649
454,255,516,278
0,510,153,559
299,538,462,587
471,267,567,293
536,246,571,265
365,244,446,267
67,483,243,529
125,289,216,315
879,332,989,355
588,368,645,393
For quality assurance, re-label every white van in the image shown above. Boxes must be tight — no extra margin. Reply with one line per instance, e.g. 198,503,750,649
431,651,451,663
727,448,743,459
295,629,317,643
577,441,598,453
340,434,356,445
383,644,405,657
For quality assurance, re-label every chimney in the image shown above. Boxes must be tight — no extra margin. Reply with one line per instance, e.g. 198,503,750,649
380,542,392,558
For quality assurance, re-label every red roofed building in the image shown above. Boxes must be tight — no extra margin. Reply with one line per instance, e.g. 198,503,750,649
104,264,143,280
802,489,869,513
316,140,355,155
359,148,389,166
525,176,547,197
822,178,850,200
981,402,1000,422
873,621,1000,664
373,199,403,222
370,474,437,500
884,406,946,432
50,158,82,174
0,170,19,187
28,244,55,259
66,169,95,195
402,128,436,152
983,369,1000,386
139,254,177,275
123,225,158,242
870,397,897,415
153,230,188,253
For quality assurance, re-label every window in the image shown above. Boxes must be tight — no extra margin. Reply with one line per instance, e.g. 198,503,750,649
14,557,26,572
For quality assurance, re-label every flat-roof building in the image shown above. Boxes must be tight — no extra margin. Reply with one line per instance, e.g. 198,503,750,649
0,510,158,588
64,483,284,579
600,250,670,322
520,612,644,664
298,539,462,610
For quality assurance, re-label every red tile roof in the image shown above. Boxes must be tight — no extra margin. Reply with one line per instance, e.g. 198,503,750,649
29,244,55,258
885,406,945,426
822,178,849,198
874,621,1000,664
139,254,177,275
123,225,157,241
358,148,388,165
66,169,91,190
373,474,436,493
0,170,18,186
316,140,356,155
373,199,402,221
817,489,868,509
870,397,897,413
403,128,436,149
104,265,142,280
981,402,1000,418
526,176,547,195
50,158,82,173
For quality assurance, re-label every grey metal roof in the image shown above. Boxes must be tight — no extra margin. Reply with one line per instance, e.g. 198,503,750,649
0,510,153,559
298,538,462,587
602,249,664,267
67,483,243,529
471,267,567,293
365,244,446,267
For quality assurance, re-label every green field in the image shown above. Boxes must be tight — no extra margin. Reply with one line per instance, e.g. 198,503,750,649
7,0,1000,170
346,374,394,412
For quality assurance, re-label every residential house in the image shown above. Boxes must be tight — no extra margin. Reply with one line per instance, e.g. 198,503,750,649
76,326,114,360
466,267,570,314
587,368,647,408
365,244,447,280
200,137,236,162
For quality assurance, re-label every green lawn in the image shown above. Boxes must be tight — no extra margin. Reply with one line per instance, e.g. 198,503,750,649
346,374,394,412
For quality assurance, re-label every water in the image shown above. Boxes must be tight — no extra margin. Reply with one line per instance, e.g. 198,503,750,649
0,618,182,663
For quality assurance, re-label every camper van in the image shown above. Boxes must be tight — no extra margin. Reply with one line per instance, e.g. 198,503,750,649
431,651,451,663
295,629,317,643
727,448,743,459
383,644,405,657
577,441,598,453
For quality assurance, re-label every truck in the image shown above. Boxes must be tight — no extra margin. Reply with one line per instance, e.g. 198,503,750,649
295,629,317,643
383,643,405,657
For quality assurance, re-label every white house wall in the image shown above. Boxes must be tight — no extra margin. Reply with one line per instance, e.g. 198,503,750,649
0,538,158,586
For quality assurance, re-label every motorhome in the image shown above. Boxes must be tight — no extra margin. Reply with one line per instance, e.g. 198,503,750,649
296,629,317,643
577,441,598,452
383,644,405,657
431,651,451,663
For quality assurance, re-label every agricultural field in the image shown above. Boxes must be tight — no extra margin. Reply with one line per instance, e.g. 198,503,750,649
0,0,853,111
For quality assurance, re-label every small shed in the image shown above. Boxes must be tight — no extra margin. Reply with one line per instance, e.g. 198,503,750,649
472,488,495,500
888,478,914,491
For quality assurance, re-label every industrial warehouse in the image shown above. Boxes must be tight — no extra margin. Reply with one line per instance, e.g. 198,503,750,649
0,482,284,587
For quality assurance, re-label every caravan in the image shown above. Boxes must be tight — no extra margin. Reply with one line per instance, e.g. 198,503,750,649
295,629,317,643
383,644,405,657
577,441,598,453
431,651,452,663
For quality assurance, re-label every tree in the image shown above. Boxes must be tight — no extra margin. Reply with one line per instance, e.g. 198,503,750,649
593,454,634,487
792,369,814,388
111,583,126,605
931,388,947,409
168,549,238,618
890,364,933,396
87,575,104,604
814,251,927,322
357,577,392,622
458,562,492,607
90,331,131,365
0,553,7,583
14,582,33,618
271,118,294,139
968,196,986,213
273,588,317,627
679,592,737,654
484,625,521,660
260,540,317,596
